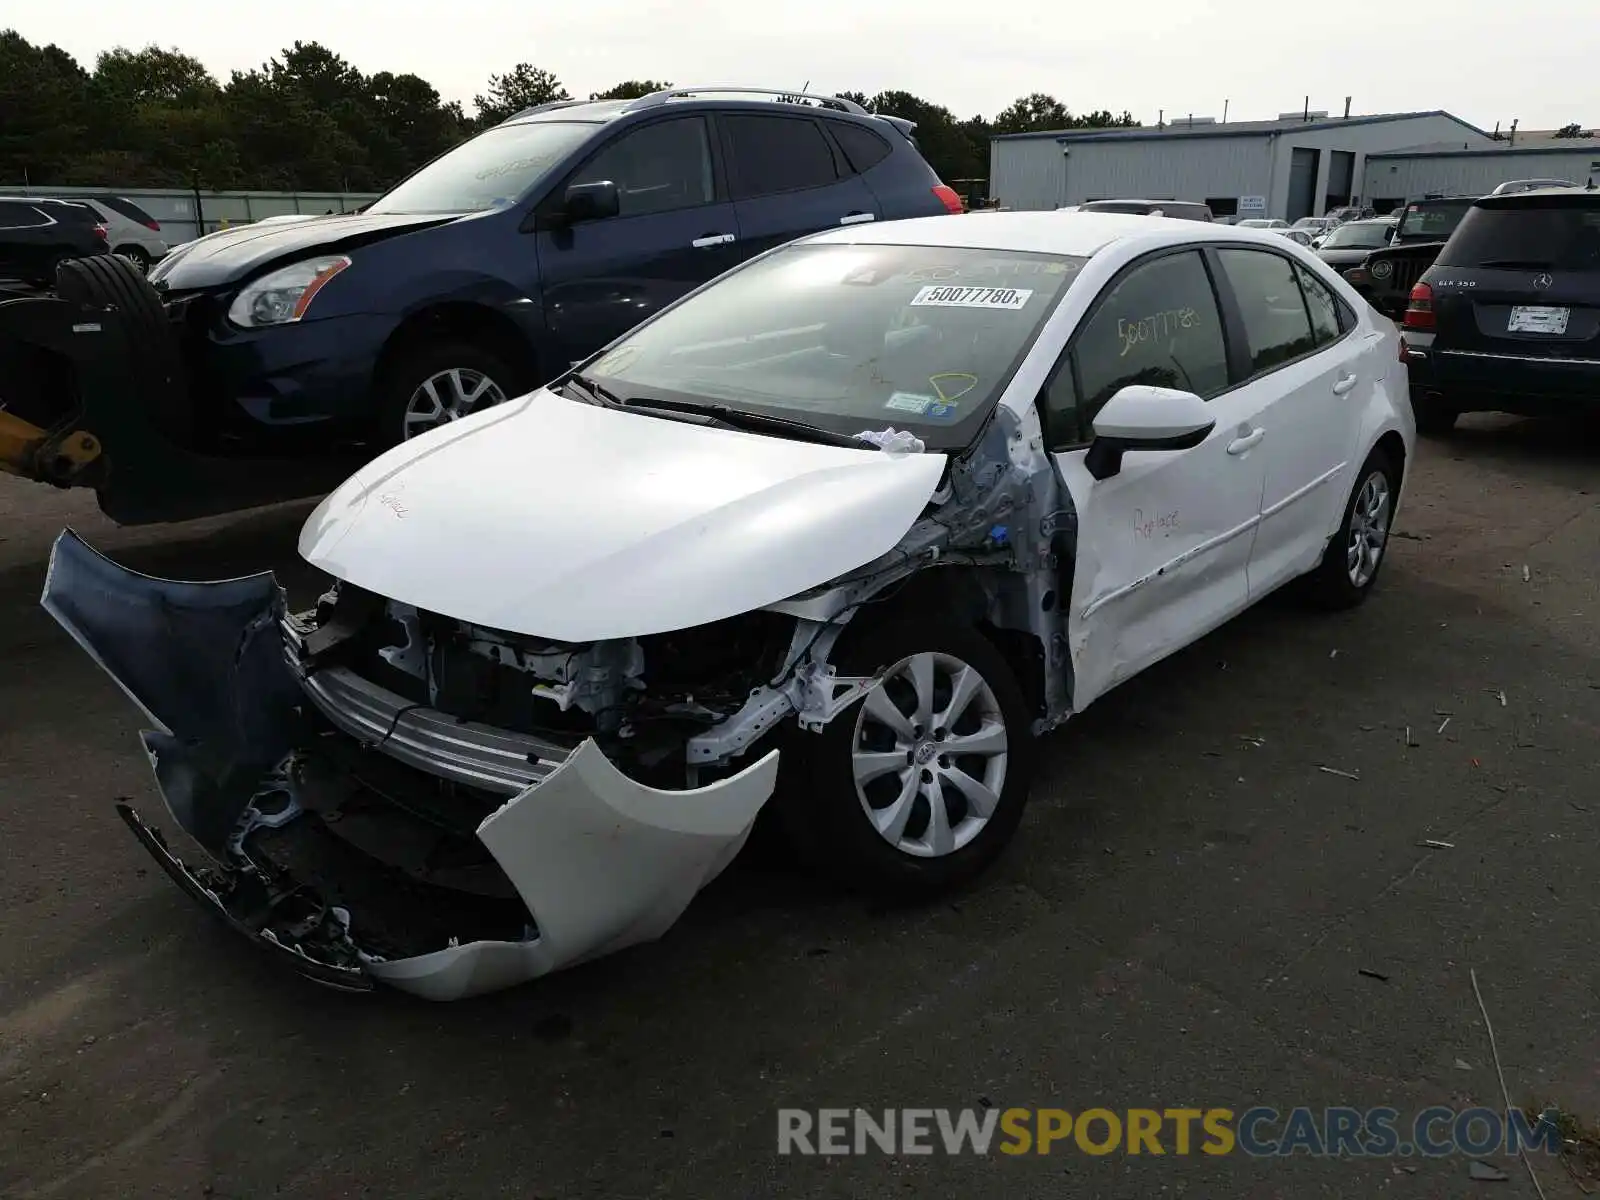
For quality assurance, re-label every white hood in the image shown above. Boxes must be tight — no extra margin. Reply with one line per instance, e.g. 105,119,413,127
298,390,948,641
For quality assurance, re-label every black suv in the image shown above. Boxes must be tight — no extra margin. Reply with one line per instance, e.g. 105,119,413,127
1403,186,1600,432
1345,195,1478,318
0,198,109,287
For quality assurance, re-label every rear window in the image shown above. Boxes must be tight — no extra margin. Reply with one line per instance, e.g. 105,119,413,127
95,195,158,226
1436,201,1600,270
724,115,840,197
1397,200,1472,242
37,201,97,225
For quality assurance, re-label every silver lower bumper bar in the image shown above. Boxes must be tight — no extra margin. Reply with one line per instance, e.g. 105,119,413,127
287,641,573,795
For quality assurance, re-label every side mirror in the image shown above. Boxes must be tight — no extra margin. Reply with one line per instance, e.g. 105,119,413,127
563,180,620,223
1084,385,1215,481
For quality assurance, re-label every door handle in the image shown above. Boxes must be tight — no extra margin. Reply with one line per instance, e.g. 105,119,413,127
691,233,736,248
1226,428,1266,455
1332,372,1359,395
839,212,876,226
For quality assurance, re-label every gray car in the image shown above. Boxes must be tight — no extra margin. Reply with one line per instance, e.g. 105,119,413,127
1315,217,1398,270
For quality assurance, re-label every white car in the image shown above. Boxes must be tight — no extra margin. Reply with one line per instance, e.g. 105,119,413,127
1272,227,1316,246
45,212,1415,1000
65,195,169,271
1236,218,1290,230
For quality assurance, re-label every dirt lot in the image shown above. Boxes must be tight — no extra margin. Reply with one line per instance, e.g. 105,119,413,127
1,416,1597,1199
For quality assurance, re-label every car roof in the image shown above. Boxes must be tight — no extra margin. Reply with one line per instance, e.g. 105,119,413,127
805,210,1311,258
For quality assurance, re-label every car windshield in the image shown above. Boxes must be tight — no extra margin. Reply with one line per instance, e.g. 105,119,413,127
367,120,597,215
1322,221,1394,249
1397,200,1473,241
574,243,1088,450
1436,200,1600,270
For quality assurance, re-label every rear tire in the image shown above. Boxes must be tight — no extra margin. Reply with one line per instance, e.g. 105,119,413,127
374,339,521,446
779,619,1034,898
115,245,152,273
1300,446,1400,610
54,254,190,440
1411,391,1458,436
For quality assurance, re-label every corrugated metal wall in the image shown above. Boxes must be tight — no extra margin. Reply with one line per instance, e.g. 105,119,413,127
991,135,1275,210
1,185,383,243
1362,149,1600,202
991,115,1506,215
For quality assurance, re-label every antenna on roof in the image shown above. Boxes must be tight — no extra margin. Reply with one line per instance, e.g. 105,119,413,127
1343,96,1352,118
1222,98,1229,123
1509,118,1518,146
1303,96,1310,122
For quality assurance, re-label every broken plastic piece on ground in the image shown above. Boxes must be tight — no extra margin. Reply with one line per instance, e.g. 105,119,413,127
852,427,926,454
1318,765,1360,781
1468,1160,1509,1182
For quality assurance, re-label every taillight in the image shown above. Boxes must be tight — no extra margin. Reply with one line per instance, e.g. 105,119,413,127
143,218,161,232
1403,282,1434,331
92,224,108,242
932,184,965,215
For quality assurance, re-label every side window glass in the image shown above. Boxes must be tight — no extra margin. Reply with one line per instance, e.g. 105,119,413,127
570,117,714,218
1216,248,1317,373
1293,262,1344,346
830,122,892,174
1073,250,1230,421
1041,358,1082,449
724,115,839,198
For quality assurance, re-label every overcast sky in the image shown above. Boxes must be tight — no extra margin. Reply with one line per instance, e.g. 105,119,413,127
12,0,1597,131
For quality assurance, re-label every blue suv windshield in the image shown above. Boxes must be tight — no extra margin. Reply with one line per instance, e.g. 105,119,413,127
578,243,1088,449
368,121,598,215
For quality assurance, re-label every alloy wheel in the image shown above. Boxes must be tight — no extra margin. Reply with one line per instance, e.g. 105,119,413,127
1347,469,1391,588
851,651,1009,859
403,368,507,439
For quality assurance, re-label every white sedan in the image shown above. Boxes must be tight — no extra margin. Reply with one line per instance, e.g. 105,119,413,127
45,212,1414,999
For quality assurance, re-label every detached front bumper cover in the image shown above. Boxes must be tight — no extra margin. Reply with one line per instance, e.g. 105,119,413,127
41,529,779,1000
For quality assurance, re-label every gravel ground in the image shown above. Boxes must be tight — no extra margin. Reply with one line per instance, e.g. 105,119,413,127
1,413,1597,1199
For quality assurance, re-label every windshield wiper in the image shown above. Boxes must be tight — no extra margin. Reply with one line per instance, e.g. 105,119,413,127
562,373,625,406
619,397,870,449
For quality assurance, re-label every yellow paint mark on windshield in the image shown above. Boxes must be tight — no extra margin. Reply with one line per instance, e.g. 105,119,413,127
929,373,979,403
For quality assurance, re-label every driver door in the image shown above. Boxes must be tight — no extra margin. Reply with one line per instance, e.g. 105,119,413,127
534,115,743,367
1040,248,1270,711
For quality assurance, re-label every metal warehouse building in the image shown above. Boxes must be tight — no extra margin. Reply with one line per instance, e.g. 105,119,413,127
1362,136,1600,205
990,109,1492,220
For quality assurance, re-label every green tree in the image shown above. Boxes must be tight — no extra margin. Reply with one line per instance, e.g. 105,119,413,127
474,63,569,126
992,93,1070,135
0,31,94,184
589,80,672,101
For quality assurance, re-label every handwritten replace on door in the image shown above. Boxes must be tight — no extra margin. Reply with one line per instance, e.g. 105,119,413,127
1134,508,1179,541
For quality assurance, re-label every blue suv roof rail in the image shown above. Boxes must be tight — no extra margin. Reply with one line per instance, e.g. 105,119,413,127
503,99,592,122
622,86,870,117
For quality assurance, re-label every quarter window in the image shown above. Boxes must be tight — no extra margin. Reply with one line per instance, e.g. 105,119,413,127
1294,262,1347,346
1216,248,1317,374
1067,250,1230,440
570,117,714,217
724,115,839,198
829,121,892,174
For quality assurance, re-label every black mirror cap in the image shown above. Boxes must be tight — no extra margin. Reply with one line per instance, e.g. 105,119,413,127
1084,421,1215,481
563,180,621,223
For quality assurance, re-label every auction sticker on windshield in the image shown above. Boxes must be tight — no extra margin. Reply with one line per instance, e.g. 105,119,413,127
910,285,1033,310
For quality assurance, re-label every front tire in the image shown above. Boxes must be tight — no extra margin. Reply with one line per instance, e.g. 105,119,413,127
1301,447,1399,610
782,620,1034,897
375,339,520,446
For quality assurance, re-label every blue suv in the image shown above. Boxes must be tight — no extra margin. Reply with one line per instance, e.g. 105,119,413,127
148,87,964,448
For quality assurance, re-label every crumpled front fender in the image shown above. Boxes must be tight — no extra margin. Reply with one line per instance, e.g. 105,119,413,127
39,529,780,999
